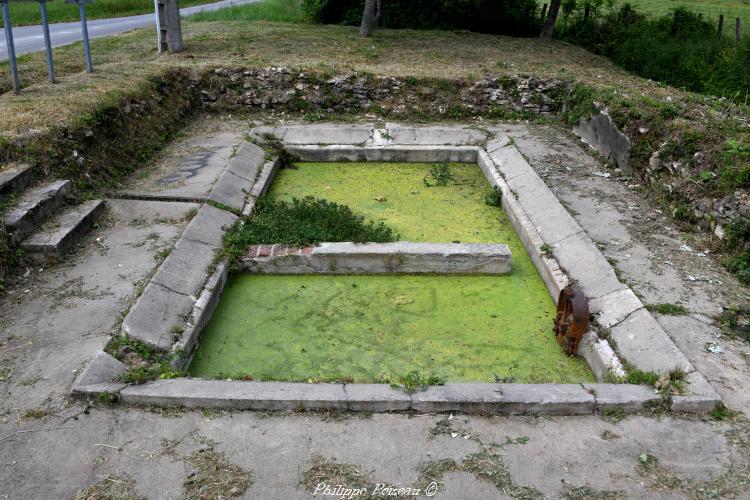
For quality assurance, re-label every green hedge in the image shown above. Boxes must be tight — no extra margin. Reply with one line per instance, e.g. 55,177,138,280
303,0,541,37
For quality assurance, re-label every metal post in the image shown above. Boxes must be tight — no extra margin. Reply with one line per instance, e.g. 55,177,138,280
154,0,163,52
78,0,93,72
39,0,55,83
1,0,20,92
737,17,742,45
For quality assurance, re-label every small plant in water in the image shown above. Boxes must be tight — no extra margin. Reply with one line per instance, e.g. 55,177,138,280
423,163,455,187
485,186,503,207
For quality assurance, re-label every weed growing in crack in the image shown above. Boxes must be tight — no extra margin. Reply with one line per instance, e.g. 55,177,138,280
646,303,689,315
105,336,183,385
540,243,554,257
391,371,444,393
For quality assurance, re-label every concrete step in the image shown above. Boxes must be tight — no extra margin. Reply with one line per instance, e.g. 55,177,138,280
3,180,71,243
21,200,106,264
0,164,34,197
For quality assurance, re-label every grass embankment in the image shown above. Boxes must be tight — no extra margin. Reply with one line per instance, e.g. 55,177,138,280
190,162,594,383
0,0,217,27
0,2,747,284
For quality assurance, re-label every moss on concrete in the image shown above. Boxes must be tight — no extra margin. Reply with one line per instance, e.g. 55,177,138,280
190,162,593,383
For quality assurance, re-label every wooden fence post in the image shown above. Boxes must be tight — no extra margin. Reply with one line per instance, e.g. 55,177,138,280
717,14,724,39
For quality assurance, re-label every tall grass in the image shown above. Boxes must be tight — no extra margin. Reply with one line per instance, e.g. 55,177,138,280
0,0,217,27
189,0,308,22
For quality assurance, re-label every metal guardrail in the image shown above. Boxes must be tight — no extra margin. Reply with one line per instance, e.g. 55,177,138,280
2,0,94,93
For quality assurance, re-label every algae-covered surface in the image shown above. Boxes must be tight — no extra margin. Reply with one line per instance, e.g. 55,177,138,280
190,162,594,383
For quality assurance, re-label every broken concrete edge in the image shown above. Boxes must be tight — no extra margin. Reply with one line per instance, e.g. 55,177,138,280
70,378,720,415
171,259,231,371
71,351,126,396
242,156,282,216
238,241,513,275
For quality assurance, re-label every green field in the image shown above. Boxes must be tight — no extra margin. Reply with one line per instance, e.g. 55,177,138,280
625,0,750,27
188,0,307,22
189,162,593,383
0,0,217,27
545,0,750,33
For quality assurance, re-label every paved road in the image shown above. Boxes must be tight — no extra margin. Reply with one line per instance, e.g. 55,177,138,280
0,0,258,60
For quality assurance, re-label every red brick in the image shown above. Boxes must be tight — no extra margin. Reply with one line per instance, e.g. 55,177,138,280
257,244,272,257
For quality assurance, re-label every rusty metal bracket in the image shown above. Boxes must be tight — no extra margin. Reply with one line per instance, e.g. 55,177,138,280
554,285,590,355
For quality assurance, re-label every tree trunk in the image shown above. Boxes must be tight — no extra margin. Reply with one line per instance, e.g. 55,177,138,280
375,0,383,27
359,0,378,37
540,0,562,40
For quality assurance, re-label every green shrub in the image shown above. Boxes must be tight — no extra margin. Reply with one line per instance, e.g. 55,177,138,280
724,217,750,284
224,196,396,257
559,5,750,98
303,0,541,37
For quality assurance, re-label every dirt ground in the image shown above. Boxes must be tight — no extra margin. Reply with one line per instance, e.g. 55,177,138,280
1,120,749,499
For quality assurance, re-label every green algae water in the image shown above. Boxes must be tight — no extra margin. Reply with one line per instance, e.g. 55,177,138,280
189,162,594,383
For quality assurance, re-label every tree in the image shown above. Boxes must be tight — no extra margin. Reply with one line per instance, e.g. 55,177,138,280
359,0,378,37
540,0,562,40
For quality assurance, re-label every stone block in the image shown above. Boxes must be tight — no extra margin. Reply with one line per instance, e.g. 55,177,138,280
578,331,625,381
279,125,372,145
552,232,627,300
4,180,70,242
239,242,512,275
121,282,194,350
0,163,34,196
610,308,693,374
583,383,661,412
226,142,265,182
22,200,106,262
384,125,486,146
671,372,722,412
507,172,584,245
181,204,238,247
344,384,411,412
151,237,217,297
73,351,126,393
120,379,349,410
285,145,479,163
489,145,534,181
590,288,644,329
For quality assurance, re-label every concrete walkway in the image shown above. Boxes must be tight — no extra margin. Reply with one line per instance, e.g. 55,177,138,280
0,0,259,60
0,118,748,498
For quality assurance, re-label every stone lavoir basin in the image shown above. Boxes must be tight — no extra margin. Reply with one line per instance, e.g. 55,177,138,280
188,162,594,383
